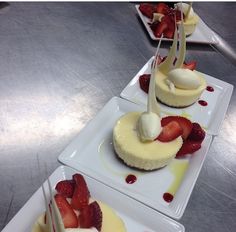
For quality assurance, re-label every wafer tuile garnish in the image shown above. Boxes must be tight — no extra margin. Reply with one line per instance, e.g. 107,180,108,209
42,179,66,232
137,35,163,142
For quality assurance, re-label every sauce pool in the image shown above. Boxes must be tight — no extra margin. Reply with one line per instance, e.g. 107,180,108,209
125,174,137,184
206,86,214,92
163,192,174,203
198,100,208,106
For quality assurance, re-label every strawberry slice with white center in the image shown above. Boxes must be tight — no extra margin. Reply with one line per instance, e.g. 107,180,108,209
71,174,90,210
161,116,193,140
54,194,79,228
79,201,103,231
156,121,183,142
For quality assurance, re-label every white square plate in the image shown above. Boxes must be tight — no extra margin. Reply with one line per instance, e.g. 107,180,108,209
120,57,233,135
136,5,218,44
58,97,212,219
2,165,184,232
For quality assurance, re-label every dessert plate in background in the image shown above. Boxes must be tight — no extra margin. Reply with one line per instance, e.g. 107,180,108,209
120,57,233,135
136,5,218,44
2,165,185,232
58,97,212,219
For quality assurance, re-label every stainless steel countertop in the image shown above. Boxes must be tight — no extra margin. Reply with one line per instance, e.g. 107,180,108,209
0,2,236,232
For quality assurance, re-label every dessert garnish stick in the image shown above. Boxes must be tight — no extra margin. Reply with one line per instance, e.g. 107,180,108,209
147,35,163,116
42,180,66,232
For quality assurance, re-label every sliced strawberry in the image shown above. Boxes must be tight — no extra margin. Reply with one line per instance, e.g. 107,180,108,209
161,116,193,140
54,194,79,228
156,121,183,142
154,3,171,15
71,174,90,210
150,21,159,33
139,3,155,19
154,19,168,38
139,74,150,94
162,15,175,39
164,25,175,39
183,61,197,70
176,140,201,158
55,180,75,198
79,201,102,231
188,122,205,142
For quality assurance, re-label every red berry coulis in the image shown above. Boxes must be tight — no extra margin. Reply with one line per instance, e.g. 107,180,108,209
206,86,214,92
163,192,174,203
125,174,137,184
198,100,208,106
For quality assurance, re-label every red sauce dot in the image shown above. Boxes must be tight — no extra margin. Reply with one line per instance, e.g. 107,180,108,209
198,100,208,106
125,174,137,184
206,86,214,92
163,192,174,203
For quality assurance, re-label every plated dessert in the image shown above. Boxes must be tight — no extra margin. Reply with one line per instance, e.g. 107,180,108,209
139,2,199,38
139,12,206,108
32,173,126,232
113,24,205,171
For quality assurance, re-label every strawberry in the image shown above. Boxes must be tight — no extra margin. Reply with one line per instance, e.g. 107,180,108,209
79,201,102,231
183,61,197,70
156,121,183,142
150,21,159,33
54,194,79,228
176,140,201,157
55,180,75,198
154,3,171,15
139,3,155,19
161,116,193,140
139,74,150,93
164,24,175,38
188,122,205,142
71,174,90,210
154,19,168,38
162,15,175,39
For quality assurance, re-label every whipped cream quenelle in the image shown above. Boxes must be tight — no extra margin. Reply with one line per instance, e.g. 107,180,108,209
137,112,161,141
167,68,201,90
175,2,199,36
155,16,206,107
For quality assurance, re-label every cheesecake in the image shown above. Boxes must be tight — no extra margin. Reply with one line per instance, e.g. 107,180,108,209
113,112,183,170
175,3,199,36
31,174,126,232
155,17,206,107
32,201,126,232
155,70,206,107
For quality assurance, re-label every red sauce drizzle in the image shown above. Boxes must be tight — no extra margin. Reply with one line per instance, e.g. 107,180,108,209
163,192,174,203
125,174,137,184
198,100,208,106
206,86,214,92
